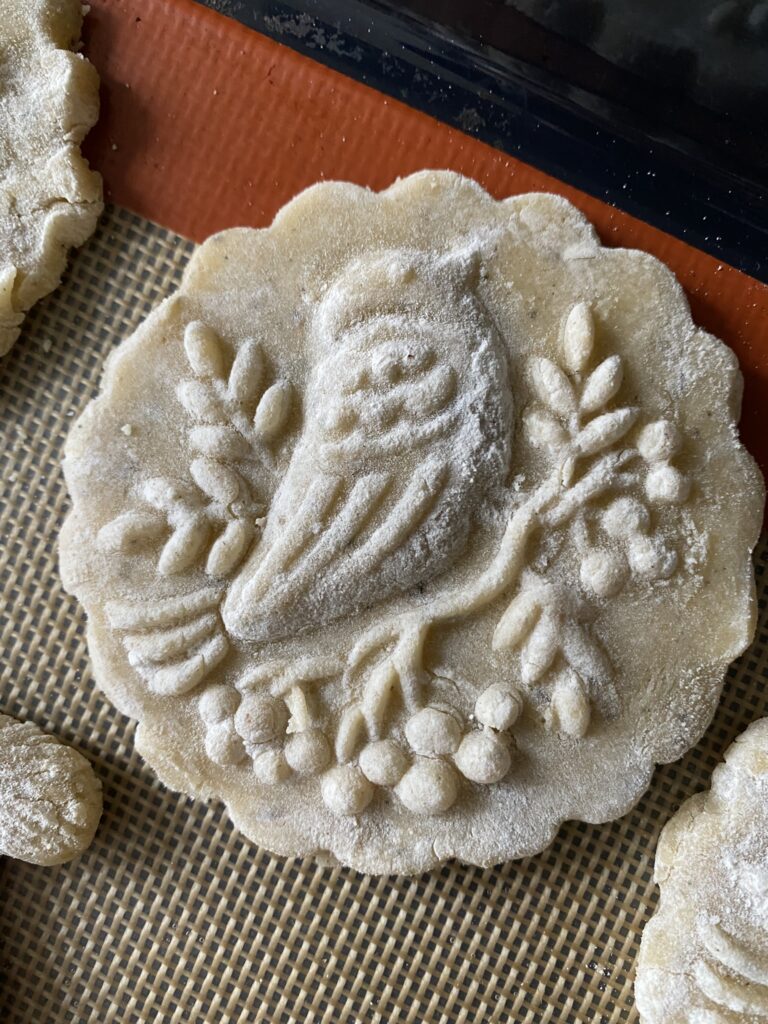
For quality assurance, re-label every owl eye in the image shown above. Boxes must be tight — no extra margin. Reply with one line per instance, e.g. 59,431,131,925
397,347,435,375
370,352,401,384
369,344,435,386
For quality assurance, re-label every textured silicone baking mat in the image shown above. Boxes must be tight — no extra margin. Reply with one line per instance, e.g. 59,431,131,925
0,206,765,1024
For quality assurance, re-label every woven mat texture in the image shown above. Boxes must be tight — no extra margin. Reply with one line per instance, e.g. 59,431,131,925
0,206,766,1024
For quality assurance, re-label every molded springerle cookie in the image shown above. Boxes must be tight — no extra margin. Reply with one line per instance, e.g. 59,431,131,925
0,0,102,355
60,171,763,873
636,719,768,1022
0,714,102,865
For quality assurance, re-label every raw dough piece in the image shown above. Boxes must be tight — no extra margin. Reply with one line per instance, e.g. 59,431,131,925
0,713,102,865
0,0,102,356
60,171,763,874
636,718,768,1023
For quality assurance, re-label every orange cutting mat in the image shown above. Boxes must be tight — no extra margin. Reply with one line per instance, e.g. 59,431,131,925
81,0,768,478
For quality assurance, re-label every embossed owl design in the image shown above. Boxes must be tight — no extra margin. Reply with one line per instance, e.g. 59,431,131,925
62,174,762,872
223,249,513,642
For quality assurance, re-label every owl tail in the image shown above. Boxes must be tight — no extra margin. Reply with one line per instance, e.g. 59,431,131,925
105,587,228,696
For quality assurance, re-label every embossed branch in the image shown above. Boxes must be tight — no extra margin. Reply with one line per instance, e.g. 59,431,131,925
340,451,622,746
339,301,691,759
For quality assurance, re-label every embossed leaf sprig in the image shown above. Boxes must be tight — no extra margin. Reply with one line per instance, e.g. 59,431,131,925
98,322,294,579
496,302,689,732
524,302,638,486
492,571,614,737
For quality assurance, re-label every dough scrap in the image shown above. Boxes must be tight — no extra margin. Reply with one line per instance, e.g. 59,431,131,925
0,0,102,356
636,718,768,1023
60,171,763,874
0,713,102,865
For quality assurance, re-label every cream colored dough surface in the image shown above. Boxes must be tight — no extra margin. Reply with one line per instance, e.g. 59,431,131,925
60,172,763,873
636,718,768,1023
0,713,102,865
0,0,102,355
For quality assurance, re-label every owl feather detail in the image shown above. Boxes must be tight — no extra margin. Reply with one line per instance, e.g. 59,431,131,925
223,250,513,642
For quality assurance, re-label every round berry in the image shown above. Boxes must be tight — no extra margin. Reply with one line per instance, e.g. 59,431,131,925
234,693,287,746
474,684,522,731
284,729,331,776
580,549,627,598
251,746,290,784
321,766,374,816
454,731,511,784
601,497,650,538
405,707,461,756
204,722,246,766
396,760,458,814
628,534,677,579
359,740,409,786
645,465,690,505
199,685,239,725
637,420,680,463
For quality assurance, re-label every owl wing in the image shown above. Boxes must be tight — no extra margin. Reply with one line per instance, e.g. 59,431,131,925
223,333,484,643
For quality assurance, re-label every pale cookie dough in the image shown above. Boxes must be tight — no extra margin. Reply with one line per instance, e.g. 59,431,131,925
636,718,768,1023
0,0,102,356
60,171,763,874
0,713,102,865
